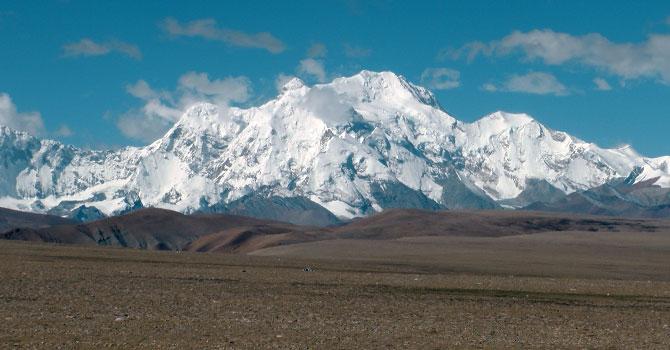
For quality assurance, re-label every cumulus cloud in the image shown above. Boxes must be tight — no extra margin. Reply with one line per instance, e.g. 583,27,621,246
481,83,498,92
593,77,612,91
126,80,161,100
160,17,285,54
178,72,251,106
420,68,461,90
343,43,372,58
62,38,142,60
54,125,74,137
452,29,670,84
483,72,568,96
303,87,351,124
307,43,327,58
0,93,46,136
118,72,252,142
298,58,327,83
116,112,175,143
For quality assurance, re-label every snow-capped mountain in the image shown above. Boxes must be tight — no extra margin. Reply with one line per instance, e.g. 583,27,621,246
0,70,668,223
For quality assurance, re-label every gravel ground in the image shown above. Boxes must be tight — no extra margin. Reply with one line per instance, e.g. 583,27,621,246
1,240,670,349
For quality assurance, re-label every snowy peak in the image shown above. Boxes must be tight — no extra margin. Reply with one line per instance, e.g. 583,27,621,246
473,111,537,130
462,111,547,144
172,103,223,132
0,125,39,145
157,102,247,153
0,69,668,221
634,156,670,187
330,70,440,107
280,77,305,91
454,110,649,200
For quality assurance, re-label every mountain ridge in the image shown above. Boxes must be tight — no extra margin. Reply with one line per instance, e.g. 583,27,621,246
0,70,668,222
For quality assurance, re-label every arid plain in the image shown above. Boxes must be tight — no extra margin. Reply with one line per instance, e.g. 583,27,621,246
2,215,670,349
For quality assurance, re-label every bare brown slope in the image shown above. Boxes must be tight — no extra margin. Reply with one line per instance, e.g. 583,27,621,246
1,207,287,251
185,209,670,254
0,207,75,232
4,207,669,254
183,224,319,253
327,209,666,239
252,209,670,279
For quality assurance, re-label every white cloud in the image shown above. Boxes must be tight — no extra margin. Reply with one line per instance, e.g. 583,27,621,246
123,81,181,123
62,38,142,60
420,68,461,90
126,80,160,100
343,43,372,58
119,72,252,141
54,125,74,137
307,43,327,58
298,58,327,83
438,42,488,62
140,99,182,121
178,72,250,105
453,29,670,84
484,72,568,96
115,112,165,144
481,82,498,92
116,112,174,143
0,93,46,136
160,17,285,54
303,87,351,124
593,77,612,91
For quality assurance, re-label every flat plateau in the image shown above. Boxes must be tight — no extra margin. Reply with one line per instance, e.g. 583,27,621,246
2,229,670,348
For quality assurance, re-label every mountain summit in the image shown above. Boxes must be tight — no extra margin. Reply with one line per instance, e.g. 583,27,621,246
0,71,668,223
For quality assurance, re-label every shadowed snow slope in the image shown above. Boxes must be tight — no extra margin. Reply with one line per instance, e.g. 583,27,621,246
0,70,667,220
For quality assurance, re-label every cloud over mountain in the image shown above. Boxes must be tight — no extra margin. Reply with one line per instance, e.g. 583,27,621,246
118,72,251,142
298,59,327,82
0,93,45,136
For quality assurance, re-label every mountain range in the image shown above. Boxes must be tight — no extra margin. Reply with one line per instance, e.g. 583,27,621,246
0,70,668,225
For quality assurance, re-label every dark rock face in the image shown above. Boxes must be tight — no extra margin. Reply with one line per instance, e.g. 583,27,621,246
437,171,499,210
48,202,106,222
69,205,106,222
369,181,442,211
206,195,341,227
525,177,670,218
499,179,566,208
0,207,75,232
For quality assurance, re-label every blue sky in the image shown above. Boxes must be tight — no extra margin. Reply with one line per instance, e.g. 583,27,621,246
0,0,669,156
